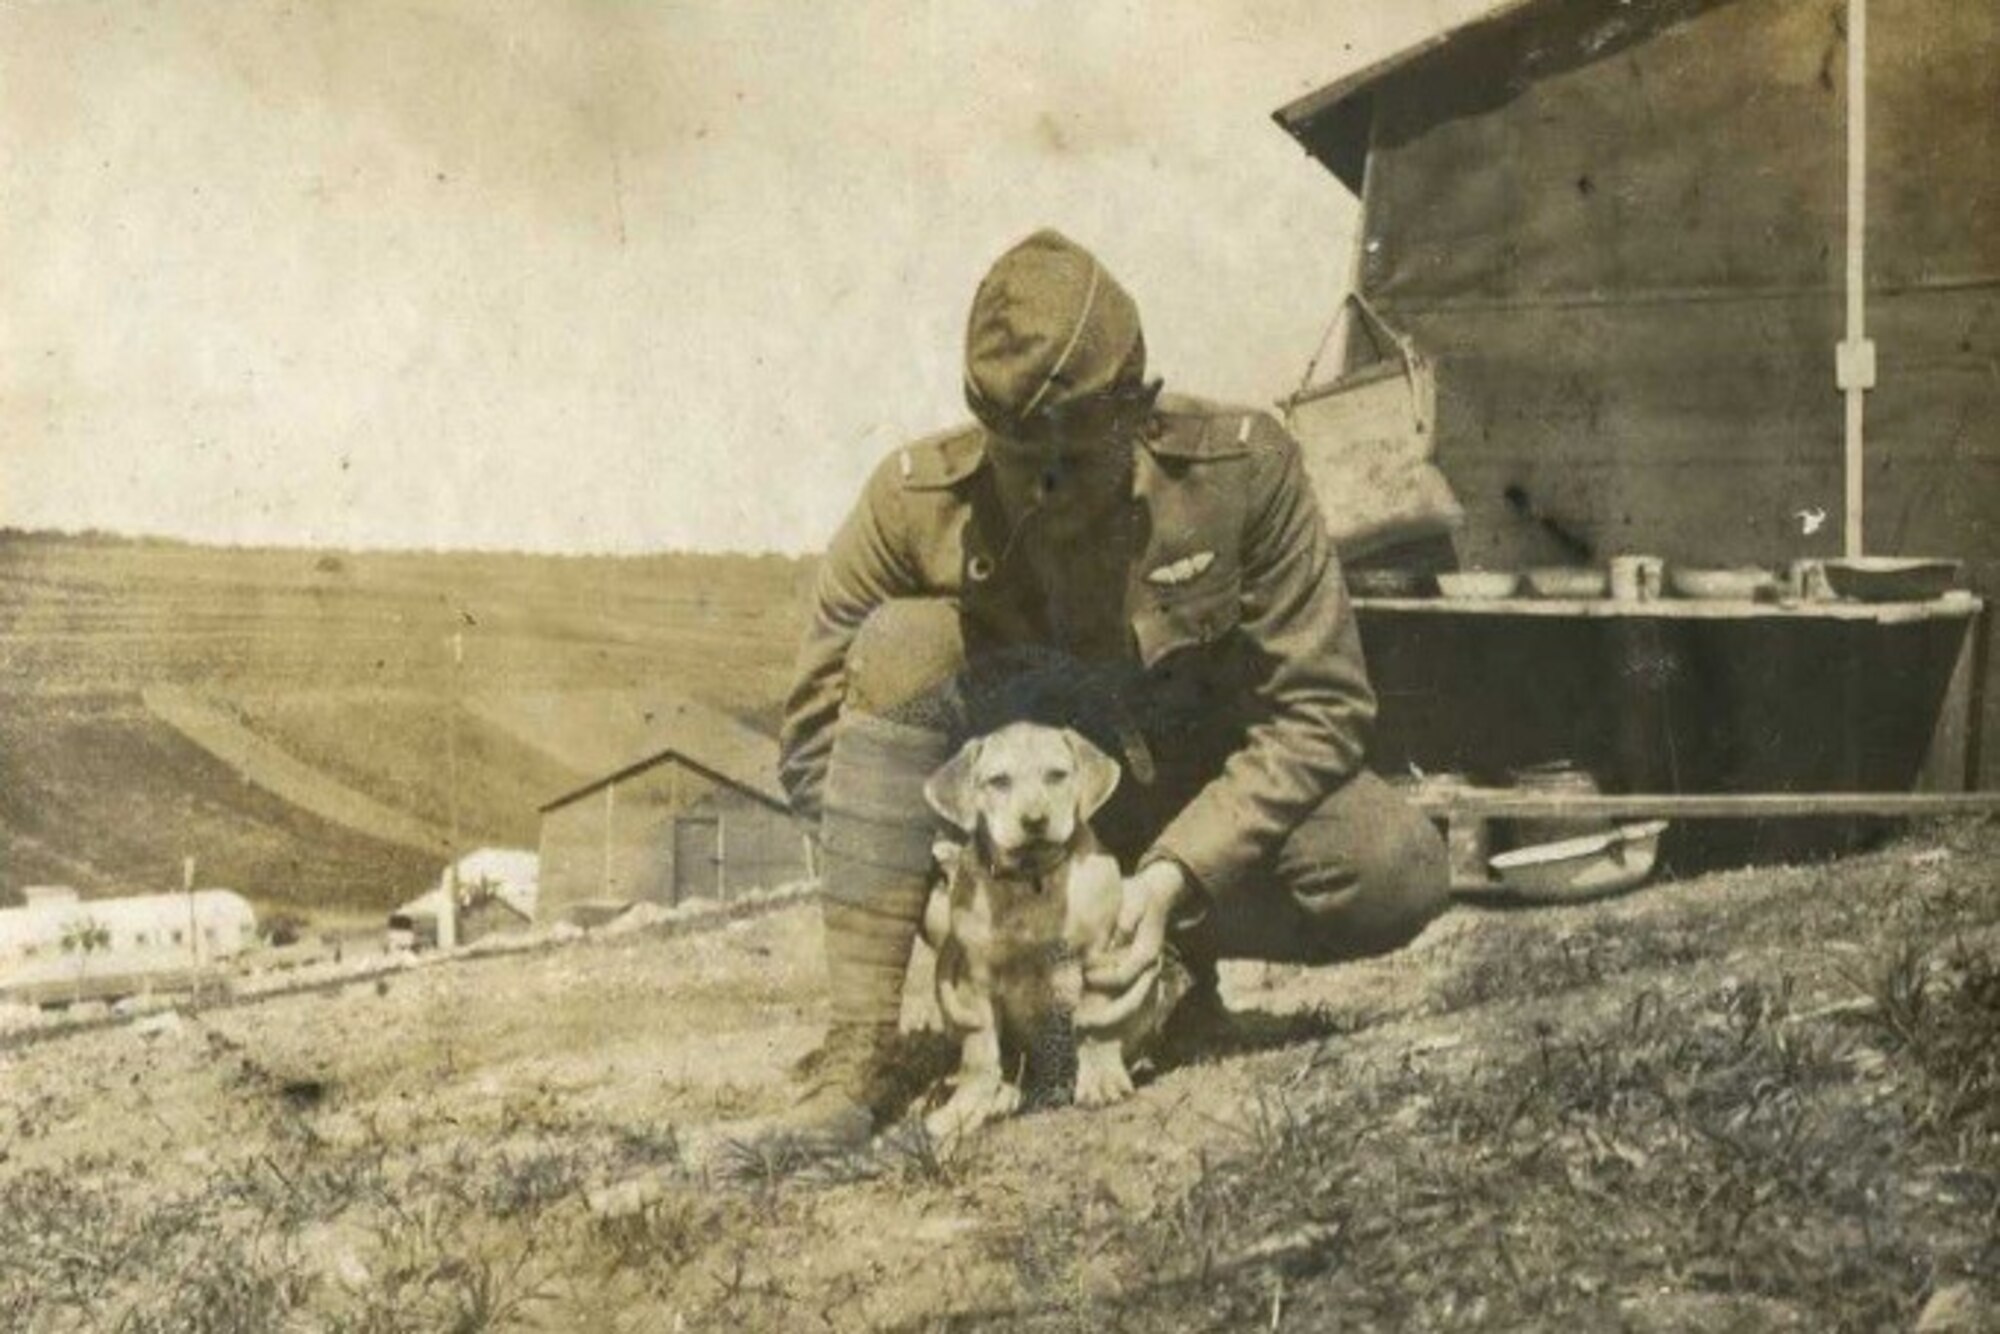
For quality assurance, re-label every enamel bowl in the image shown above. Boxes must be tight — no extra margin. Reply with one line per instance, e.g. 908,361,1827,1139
1436,570,1520,600
1669,566,1778,601
1525,567,1610,599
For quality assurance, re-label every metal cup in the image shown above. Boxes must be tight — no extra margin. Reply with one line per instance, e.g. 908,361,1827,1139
1785,558,1831,602
1610,555,1665,602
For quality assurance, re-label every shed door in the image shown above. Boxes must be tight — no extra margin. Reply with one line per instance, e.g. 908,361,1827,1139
672,815,721,903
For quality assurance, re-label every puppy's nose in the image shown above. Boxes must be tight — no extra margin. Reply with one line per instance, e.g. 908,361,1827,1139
1019,812,1050,837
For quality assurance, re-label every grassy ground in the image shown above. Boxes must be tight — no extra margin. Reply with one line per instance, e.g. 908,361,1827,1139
1,819,1994,1332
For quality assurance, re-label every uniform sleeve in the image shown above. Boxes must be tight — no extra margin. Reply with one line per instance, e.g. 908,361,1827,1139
1143,417,1377,901
777,466,917,824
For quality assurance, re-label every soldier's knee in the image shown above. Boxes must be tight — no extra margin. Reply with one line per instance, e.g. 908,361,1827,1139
1372,811,1451,937
846,600,967,721
1293,806,1450,962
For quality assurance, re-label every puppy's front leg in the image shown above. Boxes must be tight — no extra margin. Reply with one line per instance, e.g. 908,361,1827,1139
1073,1033,1135,1107
924,999,1021,1146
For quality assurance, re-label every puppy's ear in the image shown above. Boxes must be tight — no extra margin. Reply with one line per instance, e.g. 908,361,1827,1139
1064,729,1122,820
923,738,983,831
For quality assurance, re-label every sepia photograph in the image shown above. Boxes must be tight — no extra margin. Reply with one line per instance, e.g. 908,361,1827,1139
2,0,1997,1329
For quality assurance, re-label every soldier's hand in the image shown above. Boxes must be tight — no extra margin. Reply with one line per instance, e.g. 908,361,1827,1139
1085,861,1190,991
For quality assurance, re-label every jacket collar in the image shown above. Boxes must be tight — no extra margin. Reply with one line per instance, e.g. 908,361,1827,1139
904,407,1249,496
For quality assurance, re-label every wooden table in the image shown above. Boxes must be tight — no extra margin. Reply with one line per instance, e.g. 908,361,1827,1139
1350,592,1990,885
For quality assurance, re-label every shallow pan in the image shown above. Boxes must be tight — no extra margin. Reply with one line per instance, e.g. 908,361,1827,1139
1820,557,1961,603
1487,821,1669,902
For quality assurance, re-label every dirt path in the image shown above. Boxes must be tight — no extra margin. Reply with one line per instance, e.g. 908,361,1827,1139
3,822,1996,1332
142,685,454,855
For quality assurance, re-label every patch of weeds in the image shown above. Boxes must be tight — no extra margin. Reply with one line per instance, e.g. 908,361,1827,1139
0,1169,146,1320
495,1083,587,1138
113,1236,312,1334
219,1125,390,1231
872,1117,959,1188
712,1131,832,1188
432,1244,561,1333
1434,918,1713,1015
1055,970,1963,1333
1866,938,2000,1164
0,1161,325,1334
329,1195,559,1334
590,1191,714,1279
587,1190,777,1303
479,1145,592,1218
608,1121,683,1172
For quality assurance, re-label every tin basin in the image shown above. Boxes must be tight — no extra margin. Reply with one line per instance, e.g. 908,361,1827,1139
1487,821,1669,901
1821,557,1961,603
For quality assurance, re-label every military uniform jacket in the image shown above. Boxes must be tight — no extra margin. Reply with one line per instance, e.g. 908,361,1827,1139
778,394,1378,904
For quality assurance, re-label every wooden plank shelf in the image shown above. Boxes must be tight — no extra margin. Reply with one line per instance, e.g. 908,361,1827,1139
1413,790,2000,819
1354,594,1983,625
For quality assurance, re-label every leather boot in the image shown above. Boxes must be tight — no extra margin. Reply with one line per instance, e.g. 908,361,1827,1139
735,1021,896,1158
738,711,949,1159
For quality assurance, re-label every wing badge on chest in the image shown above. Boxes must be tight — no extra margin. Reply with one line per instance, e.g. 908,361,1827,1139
1144,550,1217,587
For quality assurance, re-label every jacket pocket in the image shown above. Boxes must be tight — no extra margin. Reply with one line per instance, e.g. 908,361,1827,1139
1131,573,1242,670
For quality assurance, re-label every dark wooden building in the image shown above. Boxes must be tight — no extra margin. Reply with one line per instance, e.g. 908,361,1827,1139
535,702,811,923
1272,0,1997,804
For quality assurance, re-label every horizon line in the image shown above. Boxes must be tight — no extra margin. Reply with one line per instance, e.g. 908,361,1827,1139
0,524,820,563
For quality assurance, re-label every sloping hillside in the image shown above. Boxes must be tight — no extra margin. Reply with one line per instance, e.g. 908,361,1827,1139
0,693,433,909
142,686,456,854
0,532,813,912
1,820,1993,1331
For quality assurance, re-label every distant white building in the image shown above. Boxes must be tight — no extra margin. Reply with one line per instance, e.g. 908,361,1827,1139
0,887,257,1000
448,848,539,920
388,848,539,949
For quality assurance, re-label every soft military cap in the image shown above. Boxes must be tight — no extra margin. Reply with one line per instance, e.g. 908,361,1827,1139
962,229,1148,442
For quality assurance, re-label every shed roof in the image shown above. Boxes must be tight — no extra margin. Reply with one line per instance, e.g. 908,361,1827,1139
521,691,786,813
1271,0,1727,190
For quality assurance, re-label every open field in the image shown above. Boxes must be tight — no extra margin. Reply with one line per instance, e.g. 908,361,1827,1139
0,532,813,911
2,819,1994,1331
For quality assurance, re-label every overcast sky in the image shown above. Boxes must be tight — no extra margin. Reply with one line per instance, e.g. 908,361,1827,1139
1,1,1489,554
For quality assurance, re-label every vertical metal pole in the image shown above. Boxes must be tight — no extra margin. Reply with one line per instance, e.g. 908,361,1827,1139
668,762,683,904
183,855,199,969
439,630,463,949
602,783,617,899
1842,0,1869,558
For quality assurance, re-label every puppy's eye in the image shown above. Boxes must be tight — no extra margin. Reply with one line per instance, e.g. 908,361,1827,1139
983,774,1014,793
1045,769,1071,786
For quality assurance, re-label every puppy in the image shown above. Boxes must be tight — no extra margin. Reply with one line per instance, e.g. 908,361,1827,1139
919,722,1176,1145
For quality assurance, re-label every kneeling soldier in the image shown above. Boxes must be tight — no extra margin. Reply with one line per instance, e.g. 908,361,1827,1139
772,229,1449,1151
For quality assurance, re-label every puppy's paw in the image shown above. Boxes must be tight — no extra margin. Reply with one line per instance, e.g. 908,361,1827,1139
1074,1044,1136,1108
923,1077,1022,1145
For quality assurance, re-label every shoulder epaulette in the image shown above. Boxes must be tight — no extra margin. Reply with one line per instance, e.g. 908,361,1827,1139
1144,394,1268,461
894,424,988,490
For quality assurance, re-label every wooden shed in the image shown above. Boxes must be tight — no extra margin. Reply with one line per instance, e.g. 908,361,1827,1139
535,701,811,923
1272,0,1997,801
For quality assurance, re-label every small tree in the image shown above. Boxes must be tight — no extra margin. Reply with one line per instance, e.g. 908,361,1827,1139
60,915,112,1002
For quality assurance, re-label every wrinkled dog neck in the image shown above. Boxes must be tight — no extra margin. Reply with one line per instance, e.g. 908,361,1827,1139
975,821,1097,886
